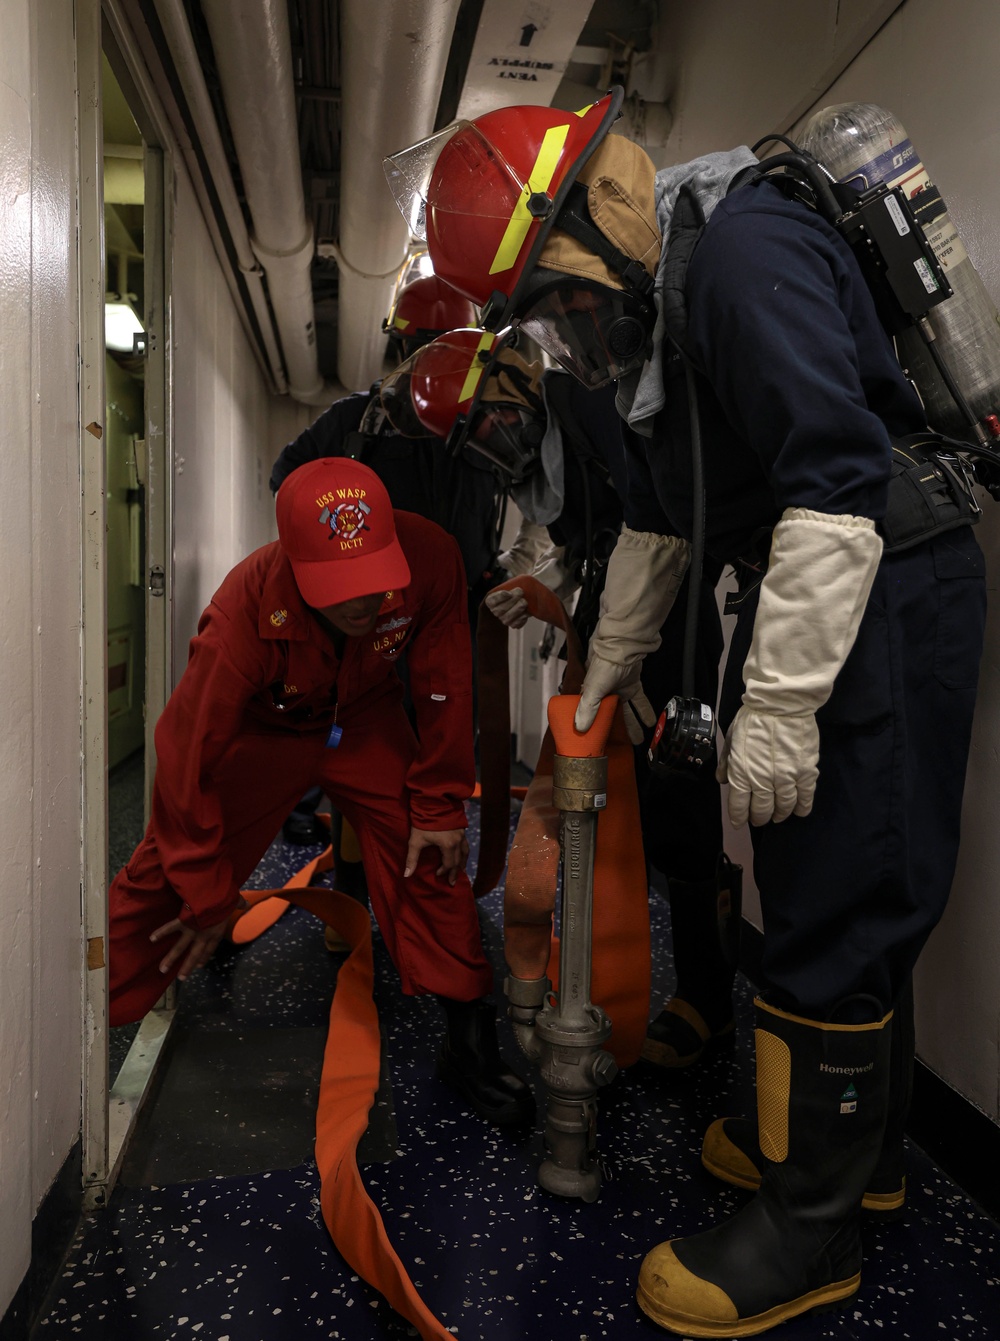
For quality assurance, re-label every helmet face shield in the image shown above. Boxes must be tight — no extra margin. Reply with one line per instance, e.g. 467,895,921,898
517,278,655,388
382,91,624,324
383,122,528,243
378,371,436,439
466,404,544,482
383,127,455,240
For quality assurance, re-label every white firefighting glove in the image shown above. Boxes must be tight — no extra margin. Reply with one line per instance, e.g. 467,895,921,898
485,541,578,629
485,586,531,629
718,508,883,827
531,542,578,602
497,517,550,578
575,527,691,745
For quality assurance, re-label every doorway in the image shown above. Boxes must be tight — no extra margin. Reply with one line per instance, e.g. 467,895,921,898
81,13,174,1210
103,52,147,907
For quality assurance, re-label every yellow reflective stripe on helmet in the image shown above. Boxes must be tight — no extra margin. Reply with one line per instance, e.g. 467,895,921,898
488,124,570,277
393,315,410,331
458,332,495,404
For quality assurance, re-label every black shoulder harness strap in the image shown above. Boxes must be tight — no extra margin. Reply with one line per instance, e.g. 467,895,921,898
661,185,707,354
659,184,712,699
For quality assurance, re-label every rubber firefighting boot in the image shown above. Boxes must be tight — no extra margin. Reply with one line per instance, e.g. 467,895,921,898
435,997,536,1127
642,858,739,1068
701,976,913,1218
325,813,370,953
637,998,892,1337
282,786,329,845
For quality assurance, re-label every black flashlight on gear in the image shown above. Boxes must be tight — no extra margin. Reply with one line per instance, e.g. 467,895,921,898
647,694,716,779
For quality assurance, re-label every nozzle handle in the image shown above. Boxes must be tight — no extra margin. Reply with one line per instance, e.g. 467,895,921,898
548,694,616,759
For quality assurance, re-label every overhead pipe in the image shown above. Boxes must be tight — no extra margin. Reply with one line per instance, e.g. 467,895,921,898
199,0,340,406
336,0,462,391
153,0,289,395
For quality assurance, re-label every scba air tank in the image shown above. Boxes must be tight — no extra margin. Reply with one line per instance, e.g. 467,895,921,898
801,102,1000,441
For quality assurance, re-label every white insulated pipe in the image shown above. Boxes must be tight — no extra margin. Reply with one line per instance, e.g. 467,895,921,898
337,0,462,391
199,0,336,405
155,0,289,394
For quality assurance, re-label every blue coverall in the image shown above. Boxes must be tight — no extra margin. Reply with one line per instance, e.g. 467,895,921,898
624,178,985,1016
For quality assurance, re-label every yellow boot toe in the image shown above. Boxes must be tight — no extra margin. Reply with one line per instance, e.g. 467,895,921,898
637,1241,740,1337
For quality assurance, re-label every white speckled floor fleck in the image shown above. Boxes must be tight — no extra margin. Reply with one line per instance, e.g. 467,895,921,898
42,802,1000,1340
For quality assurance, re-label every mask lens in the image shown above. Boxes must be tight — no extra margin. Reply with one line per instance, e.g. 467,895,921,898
517,281,653,387
466,405,542,482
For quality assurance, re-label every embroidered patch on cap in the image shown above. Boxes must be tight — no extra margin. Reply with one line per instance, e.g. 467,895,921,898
318,494,371,546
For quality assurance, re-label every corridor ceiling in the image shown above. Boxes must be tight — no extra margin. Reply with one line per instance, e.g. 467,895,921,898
118,0,666,399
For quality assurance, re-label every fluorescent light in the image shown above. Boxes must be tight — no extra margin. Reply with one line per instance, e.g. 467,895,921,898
105,301,144,353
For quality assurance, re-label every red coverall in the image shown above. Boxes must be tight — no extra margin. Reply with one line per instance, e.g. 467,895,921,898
109,511,493,1025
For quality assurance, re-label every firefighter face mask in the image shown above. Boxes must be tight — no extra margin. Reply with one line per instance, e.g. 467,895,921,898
517,132,660,386
466,402,545,482
379,329,546,483
516,276,655,388
465,338,546,480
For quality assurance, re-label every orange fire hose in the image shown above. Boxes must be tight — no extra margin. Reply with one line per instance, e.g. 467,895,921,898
476,577,651,1066
229,877,453,1338
221,573,652,1330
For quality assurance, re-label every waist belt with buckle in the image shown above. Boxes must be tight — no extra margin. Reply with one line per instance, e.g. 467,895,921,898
881,430,980,552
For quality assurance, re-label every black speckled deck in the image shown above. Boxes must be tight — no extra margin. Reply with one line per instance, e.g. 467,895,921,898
38,803,1000,1339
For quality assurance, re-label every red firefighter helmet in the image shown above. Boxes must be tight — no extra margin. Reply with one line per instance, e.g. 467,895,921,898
384,272,477,345
383,89,624,333
378,329,545,481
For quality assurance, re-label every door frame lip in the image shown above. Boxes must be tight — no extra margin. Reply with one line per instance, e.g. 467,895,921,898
82,0,177,1210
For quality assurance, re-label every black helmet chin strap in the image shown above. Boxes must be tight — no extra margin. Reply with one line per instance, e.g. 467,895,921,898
492,358,542,412
553,182,656,299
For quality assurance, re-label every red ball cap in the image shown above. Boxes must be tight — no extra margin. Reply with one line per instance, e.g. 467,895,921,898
275,458,411,607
